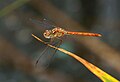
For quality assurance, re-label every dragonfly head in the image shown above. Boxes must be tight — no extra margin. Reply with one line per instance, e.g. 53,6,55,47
43,30,52,39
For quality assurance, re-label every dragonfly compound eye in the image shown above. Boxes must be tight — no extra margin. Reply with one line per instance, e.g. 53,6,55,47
43,30,52,39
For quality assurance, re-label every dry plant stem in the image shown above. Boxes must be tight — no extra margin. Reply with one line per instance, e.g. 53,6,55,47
31,34,119,82
44,38,63,68
0,36,74,82
30,0,120,73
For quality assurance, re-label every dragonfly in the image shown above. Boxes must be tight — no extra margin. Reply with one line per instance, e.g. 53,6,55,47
31,18,102,68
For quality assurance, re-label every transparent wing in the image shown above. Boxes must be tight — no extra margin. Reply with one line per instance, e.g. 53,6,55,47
35,39,62,70
30,18,56,29
35,46,55,70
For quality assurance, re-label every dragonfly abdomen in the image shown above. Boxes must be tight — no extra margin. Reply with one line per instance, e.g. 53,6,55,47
67,31,101,37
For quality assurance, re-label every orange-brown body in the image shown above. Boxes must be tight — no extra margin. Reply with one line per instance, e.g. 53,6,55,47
43,27,101,39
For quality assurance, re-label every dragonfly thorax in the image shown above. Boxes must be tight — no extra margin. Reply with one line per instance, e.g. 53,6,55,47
43,27,67,39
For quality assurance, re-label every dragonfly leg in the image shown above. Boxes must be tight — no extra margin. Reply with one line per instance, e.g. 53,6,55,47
35,38,54,67
45,38,63,69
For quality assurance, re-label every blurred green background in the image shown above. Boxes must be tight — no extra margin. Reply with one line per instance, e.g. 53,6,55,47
0,0,120,82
